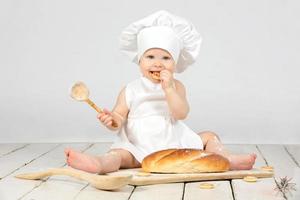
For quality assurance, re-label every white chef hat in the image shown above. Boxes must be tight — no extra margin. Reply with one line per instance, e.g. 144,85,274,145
119,10,202,73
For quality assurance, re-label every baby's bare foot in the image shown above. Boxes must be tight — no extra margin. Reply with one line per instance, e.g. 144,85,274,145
227,153,257,170
64,148,102,173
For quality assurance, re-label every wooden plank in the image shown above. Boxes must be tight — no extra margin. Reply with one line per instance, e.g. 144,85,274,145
21,143,134,200
285,145,300,167
284,144,300,199
0,143,28,157
129,183,184,200
74,185,135,200
232,178,284,200
258,145,298,178
226,144,284,200
21,176,88,200
184,181,233,200
0,143,90,200
258,144,300,200
0,143,58,179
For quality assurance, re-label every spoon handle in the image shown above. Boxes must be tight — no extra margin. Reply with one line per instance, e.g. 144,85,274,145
85,98,103,113
85,98,118,128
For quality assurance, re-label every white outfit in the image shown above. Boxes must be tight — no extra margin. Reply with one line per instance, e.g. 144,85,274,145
110,77,203,163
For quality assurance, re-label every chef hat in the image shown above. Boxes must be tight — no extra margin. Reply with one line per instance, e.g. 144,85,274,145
119,10,202,73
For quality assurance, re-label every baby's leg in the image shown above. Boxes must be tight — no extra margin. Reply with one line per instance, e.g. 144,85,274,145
64,148,140,174
198,131,257,170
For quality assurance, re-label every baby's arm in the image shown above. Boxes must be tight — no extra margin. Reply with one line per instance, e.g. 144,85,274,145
164,80,190,120
98,87,129,131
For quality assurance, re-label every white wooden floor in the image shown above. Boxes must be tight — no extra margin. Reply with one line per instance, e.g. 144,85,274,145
0,143,299,200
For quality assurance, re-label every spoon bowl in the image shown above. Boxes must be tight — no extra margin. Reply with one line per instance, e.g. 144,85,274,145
70,81,90,101
70,81,118,127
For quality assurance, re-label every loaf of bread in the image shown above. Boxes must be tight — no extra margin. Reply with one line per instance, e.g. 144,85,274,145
142,149,230,173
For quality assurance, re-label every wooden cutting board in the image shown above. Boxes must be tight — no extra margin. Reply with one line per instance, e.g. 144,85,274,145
108,168,274,186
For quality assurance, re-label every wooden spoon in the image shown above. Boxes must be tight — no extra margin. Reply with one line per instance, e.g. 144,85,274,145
15,168,132,191
70,81,118,127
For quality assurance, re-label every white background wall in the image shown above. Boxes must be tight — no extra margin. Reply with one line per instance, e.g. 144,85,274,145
0,0,299,144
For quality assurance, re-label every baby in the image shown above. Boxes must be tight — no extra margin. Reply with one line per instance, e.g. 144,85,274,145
65,11,256,174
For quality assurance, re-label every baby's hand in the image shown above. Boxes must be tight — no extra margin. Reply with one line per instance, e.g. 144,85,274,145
160,69,175,91
97,109,118,130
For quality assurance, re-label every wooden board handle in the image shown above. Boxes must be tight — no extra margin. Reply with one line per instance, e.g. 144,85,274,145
15,168,132,190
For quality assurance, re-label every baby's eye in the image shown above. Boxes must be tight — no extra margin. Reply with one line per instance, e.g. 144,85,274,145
162,56,171,60
146,55,154,59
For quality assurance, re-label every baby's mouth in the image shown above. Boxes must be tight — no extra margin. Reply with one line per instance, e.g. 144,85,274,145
149,71,161,80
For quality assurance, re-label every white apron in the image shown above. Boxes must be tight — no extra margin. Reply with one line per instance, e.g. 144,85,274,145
110,77,203,162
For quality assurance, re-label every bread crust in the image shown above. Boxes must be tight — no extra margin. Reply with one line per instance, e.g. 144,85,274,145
142,149,230,173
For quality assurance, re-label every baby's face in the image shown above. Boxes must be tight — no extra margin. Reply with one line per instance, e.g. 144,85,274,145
139,48,175,83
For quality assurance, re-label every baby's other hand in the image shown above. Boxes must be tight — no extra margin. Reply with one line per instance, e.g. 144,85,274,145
97,108,117,129
160,69,175,91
